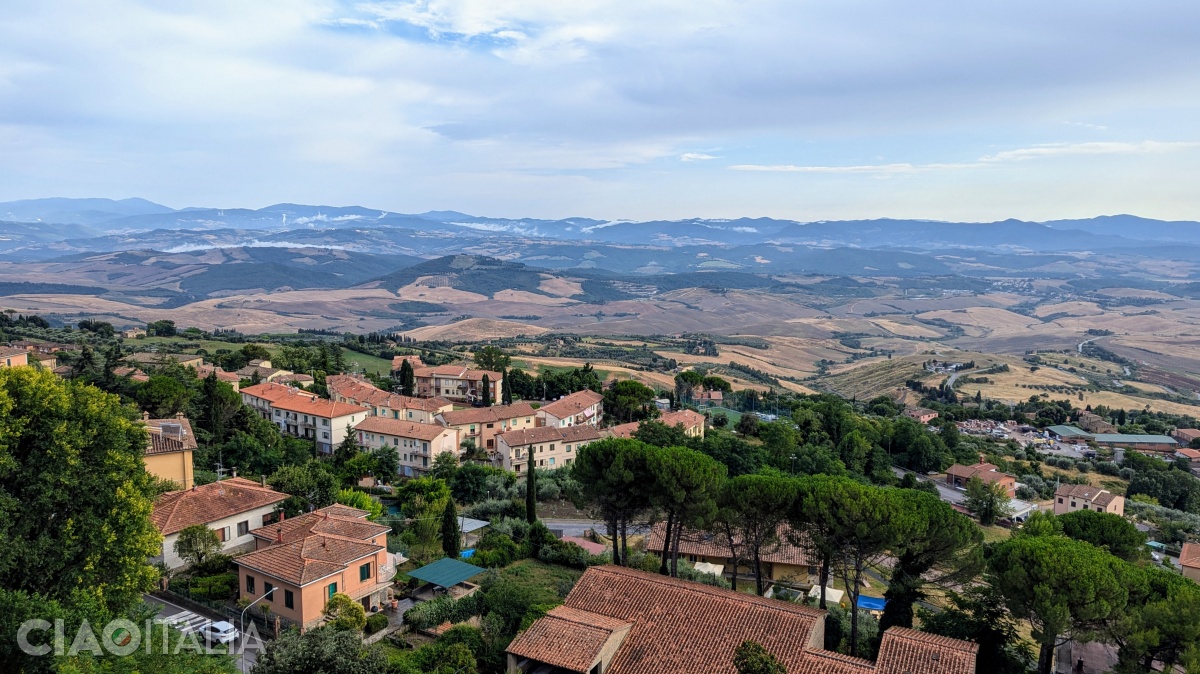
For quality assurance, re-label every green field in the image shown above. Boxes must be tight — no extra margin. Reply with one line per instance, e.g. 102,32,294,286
133,336,393,375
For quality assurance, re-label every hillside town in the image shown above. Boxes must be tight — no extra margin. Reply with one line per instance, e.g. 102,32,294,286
2,320,1200,674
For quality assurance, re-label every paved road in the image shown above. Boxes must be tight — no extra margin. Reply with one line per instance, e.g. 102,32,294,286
541,518,649,538
144,595,267,672
891,467,965,504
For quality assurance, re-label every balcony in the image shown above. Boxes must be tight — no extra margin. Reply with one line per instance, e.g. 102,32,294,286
378,563,397,583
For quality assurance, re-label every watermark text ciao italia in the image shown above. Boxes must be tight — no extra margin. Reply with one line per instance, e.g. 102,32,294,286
16,619,265,657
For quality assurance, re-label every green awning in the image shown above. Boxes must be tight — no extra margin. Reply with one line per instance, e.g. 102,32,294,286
408,557,484,588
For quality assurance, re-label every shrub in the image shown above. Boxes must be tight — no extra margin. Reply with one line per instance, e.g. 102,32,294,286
464,498,524,521
403,592,483,630
189,573,238,600
365,612,390,635
1119,467,1136,480
1096,461,1120,476
1075,461,1092,473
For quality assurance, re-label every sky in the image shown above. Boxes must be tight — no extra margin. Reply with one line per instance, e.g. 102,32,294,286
2,0,1199,222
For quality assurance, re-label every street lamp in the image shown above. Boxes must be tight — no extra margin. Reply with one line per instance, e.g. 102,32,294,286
240,586,275,673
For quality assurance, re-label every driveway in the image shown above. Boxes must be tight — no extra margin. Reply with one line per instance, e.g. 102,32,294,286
891,467,965,505
144,595,268,673
541,518,649,538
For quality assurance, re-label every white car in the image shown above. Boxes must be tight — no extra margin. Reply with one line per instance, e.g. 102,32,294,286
199,621,240,646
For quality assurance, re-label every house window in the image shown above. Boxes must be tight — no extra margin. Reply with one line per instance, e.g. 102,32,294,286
214,526,228,542
322,432,329,439
360,562,372,581
284,589,294,609
237,521,249,537
487,423,494,429
566,445,573,453
322,418,328,426
264,582,274,600
327,582,337,599
549,458,555,466
274,410,281,416
550,444,556,452
246,576,256,594
1057,498,1063,503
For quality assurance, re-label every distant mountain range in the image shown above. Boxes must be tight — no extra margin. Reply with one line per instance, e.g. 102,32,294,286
2,197,1199,281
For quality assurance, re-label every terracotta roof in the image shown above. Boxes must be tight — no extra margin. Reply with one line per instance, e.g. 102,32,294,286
0,347,27,359
273,373,314,385
391,355,425,370
561,536,609,555
251,508,389,545
1178,541,1200,565
660,409,705,428
240,382,317,403
645,523,814,567
414,364,502,381
1175,429,1200,441
538,390,604,420
236,534,382,586
327,374,452,413
194,363,240,383
874,627,978,674
945,463,1011,485
143,416,198,450
556,565,824,674
440,402,537,426
498,424,602,447
355,417,452,441
152,478,288,535
318,503,371,518
1176,448,1200,460
791,648,876,674
508,605,632,673
606,422,639,439
1055,483,1118,506
146,433,187,455
271,395,362,419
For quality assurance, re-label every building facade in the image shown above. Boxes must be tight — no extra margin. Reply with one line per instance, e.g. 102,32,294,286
1053,484,1124,516
413,365,502,403
496,425,603,472
355,416,460,476
536,389,605,428
150,478,288,569
438,403,538,453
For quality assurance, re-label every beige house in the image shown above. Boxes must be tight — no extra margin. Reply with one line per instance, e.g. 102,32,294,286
608,409,707,440
1053,484,1124,516
142,412,197,489
355,416,459,477
151,477,289,569
414,365,502,403
1173,428,1200,446
240,382,318,420
327,373,452,424
1181,543,1200,584
497,425,603,472
905,407,940,424
270,395,363,455
438,403,538,454
537,389,605,428
237,505,395,630
645,523,816,585
0,347,29,368
193,363,241,391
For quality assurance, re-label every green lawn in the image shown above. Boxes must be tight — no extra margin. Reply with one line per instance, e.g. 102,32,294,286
491,559,584,605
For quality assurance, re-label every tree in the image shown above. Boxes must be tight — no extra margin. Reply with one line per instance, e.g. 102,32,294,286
370,446,399,482
270,461,339,515
735,413,759,437
879,490,982,632
1057,509,1147,562
335,489,383,520
717,474,797,595
137,373,193,418
442,499,461,558
0,367,160,618
604,379,658,423
989,535,1134,674
147,319,176,337
964,476,1013,526
571,439,655,565
733,640,786,674
333,431,361,467
501,368,513,405
397,358,416,396
430,451,459,482
650,446,726,577
473,346,511,373
1110,568,1200,672
254,625,387,674
525,458,537,524
198,371,241,445
918,586,1032,674
174,525,222,568
323,592,368,631
480,374,492,407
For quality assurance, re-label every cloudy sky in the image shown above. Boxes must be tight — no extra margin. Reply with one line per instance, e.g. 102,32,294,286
2,1,1199,222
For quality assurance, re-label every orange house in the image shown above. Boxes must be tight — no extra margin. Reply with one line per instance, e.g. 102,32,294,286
234,504,396,631
0,347,29,368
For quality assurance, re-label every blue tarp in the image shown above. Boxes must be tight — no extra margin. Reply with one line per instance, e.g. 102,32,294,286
460,549,476,558
856,596,887,611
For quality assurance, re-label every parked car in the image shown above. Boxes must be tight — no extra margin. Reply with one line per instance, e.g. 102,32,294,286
199,621,240,646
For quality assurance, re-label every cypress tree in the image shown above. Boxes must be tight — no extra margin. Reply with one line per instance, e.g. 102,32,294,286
398,358,415,396
481,374,492,407
441,498,460,558
526,462,537,524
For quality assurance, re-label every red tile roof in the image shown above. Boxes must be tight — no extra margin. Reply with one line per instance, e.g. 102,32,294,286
661,409,705,429
874,627,979,674
355,417,453,441
557,565,824,674
236,534,383,586
440,402,537,426
143,415,198,450
790,648,876,674
560,536,609,555
645,523,814,567
498,425,602,447
1055,483,1119,507
241,382,318,403
251,508,389,545
271,395,363,419
1181,542,1200,570
606,422,639,439
152,478,288,536
538,390,604,420
327,374,451,413
508,605,632,673
392,355,425,370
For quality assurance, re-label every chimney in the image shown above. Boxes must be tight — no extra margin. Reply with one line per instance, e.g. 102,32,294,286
232,468,238,478
279,510,285,521
142,411,150,420
260,475,266,487
979,452,986,465
176,411,185,420
276,527,283,543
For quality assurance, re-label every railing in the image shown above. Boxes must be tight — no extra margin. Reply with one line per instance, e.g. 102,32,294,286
378,564,397,583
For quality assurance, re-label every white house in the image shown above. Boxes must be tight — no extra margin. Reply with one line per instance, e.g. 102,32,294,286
536,389,605,428
355,416,460,477
150,477,289,569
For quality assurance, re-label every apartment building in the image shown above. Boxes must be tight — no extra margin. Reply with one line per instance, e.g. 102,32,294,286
240,382,319,420
437,403,538,453
413,365,502,403
270,395,364,454
537,389,605,428
355,416,460,477
142,412,197,489
327,374,453,424
151,478,289,569
497,425,603,472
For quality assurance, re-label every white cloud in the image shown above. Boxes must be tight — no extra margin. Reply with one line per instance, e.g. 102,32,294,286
680,152,718,161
